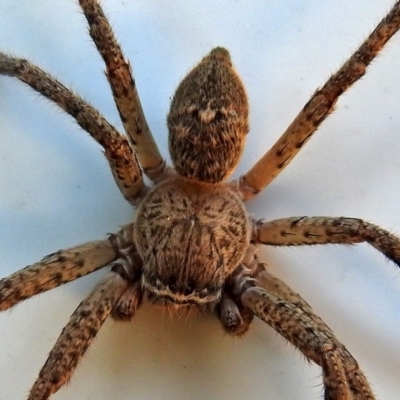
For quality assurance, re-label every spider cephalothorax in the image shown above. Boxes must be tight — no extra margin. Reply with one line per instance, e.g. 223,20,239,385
135,175,251,306
1,1,400,399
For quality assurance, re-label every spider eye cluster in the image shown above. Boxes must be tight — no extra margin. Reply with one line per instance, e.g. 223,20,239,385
134,176,251,307
167,282,193,295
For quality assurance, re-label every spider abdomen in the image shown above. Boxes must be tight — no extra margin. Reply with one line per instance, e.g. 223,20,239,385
134,176,251,305
167,47,249,183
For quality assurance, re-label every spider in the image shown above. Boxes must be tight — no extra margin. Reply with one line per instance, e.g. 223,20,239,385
1,1,400,399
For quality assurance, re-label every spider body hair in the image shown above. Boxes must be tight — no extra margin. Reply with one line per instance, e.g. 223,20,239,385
1,1,400,398
168,47,249,183
135,174,251,307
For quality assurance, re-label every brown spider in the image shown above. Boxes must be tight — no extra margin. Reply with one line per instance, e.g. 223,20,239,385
1,0,400,399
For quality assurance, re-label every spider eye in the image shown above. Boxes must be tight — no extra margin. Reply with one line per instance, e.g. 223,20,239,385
184,286,193,295
169,283,177,293
155,280,162,290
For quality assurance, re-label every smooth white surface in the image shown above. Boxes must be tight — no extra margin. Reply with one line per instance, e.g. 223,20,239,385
0,1,400,399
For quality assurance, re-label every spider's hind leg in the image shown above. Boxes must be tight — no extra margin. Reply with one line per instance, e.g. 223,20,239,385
0,53,146,205
79,0,166,181
234,1,400,200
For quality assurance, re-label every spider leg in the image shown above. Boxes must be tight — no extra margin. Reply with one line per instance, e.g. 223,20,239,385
253,216,400,267
233,266,375,400
232,1,400,200
28,268,132,400
252,264,372,400
0,53,146,205
79,0,166,181
0,224,133,311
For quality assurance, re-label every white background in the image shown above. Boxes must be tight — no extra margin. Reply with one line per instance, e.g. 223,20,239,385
0,1,400,399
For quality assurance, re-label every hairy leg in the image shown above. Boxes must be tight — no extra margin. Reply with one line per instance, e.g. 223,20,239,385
252,264,372,400
234,267,375,400
253,216,400,266
0,224,133,311
220,258,373,398
0,53,146,205
232,1,400,200
28,270,130,400
79,0,166,181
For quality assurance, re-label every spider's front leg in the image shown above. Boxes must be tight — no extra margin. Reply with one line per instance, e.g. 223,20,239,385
233,265,374,400
29,269,130,400
26,231,144,400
